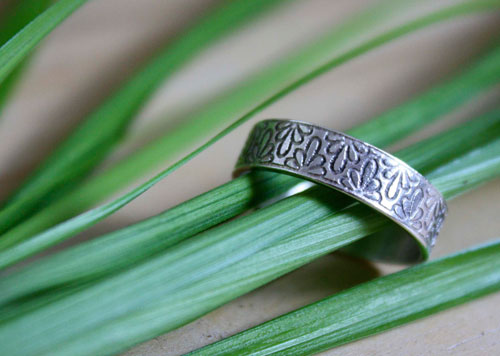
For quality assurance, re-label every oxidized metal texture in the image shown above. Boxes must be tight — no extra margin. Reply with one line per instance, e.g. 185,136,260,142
235,119,447,258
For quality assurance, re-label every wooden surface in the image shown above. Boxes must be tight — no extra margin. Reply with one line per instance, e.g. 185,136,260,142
1,1,500,355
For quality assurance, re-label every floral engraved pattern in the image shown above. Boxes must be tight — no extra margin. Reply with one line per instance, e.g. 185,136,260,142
284,136,326,176
254,128,274,162
275,121,313,157
241,125,274,164
393,187,425,229
340,158,381,201
423,187,448,247
326,135,368,174
430,201,447,247
384,168,404,201
240,126,260,163
381,162,418,203
235,119,447,252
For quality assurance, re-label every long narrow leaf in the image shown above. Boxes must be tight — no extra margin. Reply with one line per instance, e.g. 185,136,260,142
1,0,497,267
0,0,286,235
0,59,28,114
5,125,499,356
0,0,53,114
189,238,500,356
0,0,87,85
0,0,53,47
0,0,418,242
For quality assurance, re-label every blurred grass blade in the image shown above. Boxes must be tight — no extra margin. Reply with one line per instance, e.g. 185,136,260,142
0,60,28,114
0,0,87,85
0,0,497,265
0,0,287,235
190,239,500,356
0,0,418,244
0,0,53,47
0,0,53,114
3,124,499,356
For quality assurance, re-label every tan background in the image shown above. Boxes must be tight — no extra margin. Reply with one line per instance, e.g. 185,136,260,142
1,0,500,355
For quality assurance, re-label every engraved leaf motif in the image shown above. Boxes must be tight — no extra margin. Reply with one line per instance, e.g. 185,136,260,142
428,200,447,247
423,191,447,247
394,187,425,229
340,158,381,201
242,126,263,163
285,136,326,176
255,128,274,162
275,122,313,157
326,136,367,174
382,162,417,203
386,170,402,200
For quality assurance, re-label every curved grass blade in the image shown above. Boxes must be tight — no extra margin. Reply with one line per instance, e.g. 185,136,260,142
0,59,28,114
4,125,499,356
0,0,497,267
0,0,53,114
0,0,87,85
0,0,287,236
0,0,54,46
189,239,500,356
0,0,418,244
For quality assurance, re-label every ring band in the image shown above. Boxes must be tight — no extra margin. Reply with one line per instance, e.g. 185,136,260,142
234,119,447,263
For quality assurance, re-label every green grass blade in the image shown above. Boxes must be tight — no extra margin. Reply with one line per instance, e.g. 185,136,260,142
1,0,497,266
0,0,54,47
0,0,87,85
4,125,499,356
0,59,28,114
0,0,53,114
0,0,286,236
190,239,500,356
0,0,416,244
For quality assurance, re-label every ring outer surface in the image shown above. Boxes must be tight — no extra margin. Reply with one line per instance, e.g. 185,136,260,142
234,119,447,263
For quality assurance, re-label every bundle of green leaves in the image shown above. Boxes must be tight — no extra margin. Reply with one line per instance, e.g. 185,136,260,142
0,0,499,355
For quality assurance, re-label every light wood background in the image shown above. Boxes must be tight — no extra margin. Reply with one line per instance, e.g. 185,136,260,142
1,1,500,355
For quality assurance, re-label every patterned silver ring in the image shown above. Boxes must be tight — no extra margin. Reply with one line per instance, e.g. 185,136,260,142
234,119,447,263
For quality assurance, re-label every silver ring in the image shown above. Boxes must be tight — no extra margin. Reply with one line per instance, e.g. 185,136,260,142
234,119,447,263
